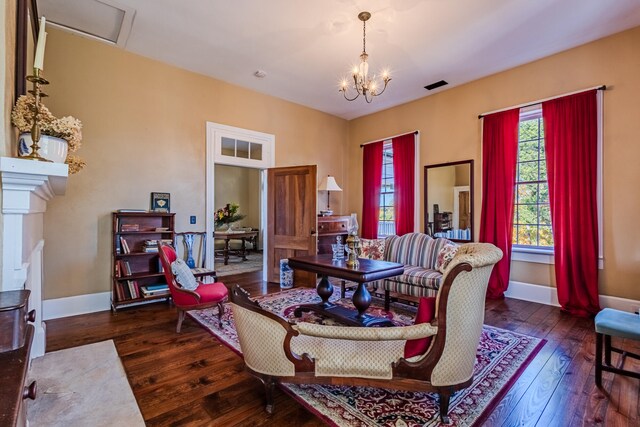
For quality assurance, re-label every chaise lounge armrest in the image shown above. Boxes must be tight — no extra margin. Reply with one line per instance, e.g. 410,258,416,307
294,321,437,341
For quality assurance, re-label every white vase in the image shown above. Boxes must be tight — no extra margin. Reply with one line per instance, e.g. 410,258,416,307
18,133,68,163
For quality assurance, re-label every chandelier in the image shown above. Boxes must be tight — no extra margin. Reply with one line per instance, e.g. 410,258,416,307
339,11,391,103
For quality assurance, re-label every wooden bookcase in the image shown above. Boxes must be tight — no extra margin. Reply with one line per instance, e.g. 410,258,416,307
111,212,175,311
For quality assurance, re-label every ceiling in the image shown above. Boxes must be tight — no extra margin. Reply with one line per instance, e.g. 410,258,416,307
38,0,640,120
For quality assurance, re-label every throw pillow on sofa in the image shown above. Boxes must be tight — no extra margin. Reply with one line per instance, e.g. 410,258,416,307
171,259,198,290
435,241,459,273
404,296,437,358
360,238,386,260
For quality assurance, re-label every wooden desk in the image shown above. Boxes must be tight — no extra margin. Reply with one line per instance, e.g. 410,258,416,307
287,254,404,327
214,231,259,265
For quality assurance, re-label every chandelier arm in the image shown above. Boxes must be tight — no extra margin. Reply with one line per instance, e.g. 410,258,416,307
371,79,391,97
342,89,361,102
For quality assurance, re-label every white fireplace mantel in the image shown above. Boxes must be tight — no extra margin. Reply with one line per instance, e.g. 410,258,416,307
1,156,68,357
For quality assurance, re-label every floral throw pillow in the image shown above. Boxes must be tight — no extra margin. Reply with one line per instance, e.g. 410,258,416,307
435,242,459,273
360,238,386,260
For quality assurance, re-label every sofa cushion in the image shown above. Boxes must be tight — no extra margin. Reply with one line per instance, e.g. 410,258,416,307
435,241,459,273
404,296,437,358
360,238,386,260
387,266,442,290
384,233,451,269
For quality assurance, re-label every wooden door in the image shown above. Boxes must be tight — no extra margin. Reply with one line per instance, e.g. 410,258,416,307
267,165,317,285
459,191,470,229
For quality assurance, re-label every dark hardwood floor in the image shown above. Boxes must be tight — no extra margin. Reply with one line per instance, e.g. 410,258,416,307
45,271,640,426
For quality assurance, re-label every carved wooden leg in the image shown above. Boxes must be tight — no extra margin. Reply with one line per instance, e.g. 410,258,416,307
595,332,603,387
384,290,390,312
439,391,451,424
217,301,225,328
264,376,276,414
176,309,186,333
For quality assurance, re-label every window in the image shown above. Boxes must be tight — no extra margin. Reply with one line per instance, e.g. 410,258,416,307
378,142,395,237
513,106,554,250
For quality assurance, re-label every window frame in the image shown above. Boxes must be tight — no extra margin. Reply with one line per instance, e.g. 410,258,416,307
378,141,395,237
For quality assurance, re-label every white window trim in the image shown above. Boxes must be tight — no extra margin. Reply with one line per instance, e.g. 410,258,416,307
511,91,604,270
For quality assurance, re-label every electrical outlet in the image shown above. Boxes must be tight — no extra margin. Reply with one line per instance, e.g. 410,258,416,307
190,216,196,224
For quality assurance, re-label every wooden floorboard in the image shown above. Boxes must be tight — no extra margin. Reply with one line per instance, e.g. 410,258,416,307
44,270,639,426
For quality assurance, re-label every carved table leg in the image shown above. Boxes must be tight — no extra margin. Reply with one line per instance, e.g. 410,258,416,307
224,239,230,265
241,238,248,261
294,275,334,317
352,282,371,317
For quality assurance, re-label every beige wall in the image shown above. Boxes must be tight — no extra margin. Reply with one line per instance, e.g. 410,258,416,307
427,166,455,219
41,29,348,299
348,26,640,301
214,165,261,228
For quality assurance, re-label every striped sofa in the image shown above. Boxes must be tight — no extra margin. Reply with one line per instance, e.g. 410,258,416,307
368,233,454,310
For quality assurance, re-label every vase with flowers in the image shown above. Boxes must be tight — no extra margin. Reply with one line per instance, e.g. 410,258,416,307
215,203,246,231
11,94,86,174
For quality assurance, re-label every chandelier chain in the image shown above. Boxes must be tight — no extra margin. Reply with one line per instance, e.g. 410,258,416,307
362,19,366,54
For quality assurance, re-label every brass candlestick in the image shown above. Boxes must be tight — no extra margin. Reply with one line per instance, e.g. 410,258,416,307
23,68,52,162
345,233,361,269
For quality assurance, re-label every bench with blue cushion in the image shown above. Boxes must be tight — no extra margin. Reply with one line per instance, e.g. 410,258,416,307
594,308,640,386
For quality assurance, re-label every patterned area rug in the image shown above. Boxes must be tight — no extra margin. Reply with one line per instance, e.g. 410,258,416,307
214,252,263,276
189,288,545,426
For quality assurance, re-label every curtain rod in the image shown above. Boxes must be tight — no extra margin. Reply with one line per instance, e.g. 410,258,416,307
360,130,419,148
478,85,606,119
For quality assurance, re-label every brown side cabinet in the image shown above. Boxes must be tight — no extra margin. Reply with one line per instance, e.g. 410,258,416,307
0,290,37,427
317,215,349,254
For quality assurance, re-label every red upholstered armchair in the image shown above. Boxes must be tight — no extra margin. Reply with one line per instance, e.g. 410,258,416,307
158,243,228,332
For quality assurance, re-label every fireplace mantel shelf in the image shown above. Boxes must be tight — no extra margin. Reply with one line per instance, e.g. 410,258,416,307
1,157,68,214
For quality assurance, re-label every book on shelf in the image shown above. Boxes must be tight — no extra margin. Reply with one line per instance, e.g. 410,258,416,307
122,260,132,276
121,224,140,232
144,283,169,291
117,209,147,213
115,261,121,278
120,236,131,254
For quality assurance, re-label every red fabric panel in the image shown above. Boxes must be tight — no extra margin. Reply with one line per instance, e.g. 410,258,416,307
543,90,600,316
362,141,384,239
479,109,520,299
404,296,437,358
392,133,416,236
171,282,228,306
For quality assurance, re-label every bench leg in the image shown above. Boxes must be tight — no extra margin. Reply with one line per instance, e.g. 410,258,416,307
604,334,612,366
341,280,346,299
384,290,390,312
595,333,603,387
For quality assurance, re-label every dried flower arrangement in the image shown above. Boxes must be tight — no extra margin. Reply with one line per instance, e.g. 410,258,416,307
11,94,85,173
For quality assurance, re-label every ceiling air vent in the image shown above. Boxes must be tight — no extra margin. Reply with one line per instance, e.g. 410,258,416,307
38,0,136,47
424,80,448,91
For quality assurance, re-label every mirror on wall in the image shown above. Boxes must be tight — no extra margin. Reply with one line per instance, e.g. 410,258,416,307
424,160,474,242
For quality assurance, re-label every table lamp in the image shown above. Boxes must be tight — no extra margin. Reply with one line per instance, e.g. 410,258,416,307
318,175,342,216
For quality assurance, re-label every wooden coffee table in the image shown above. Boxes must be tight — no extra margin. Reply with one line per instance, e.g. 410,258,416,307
287,254,404,327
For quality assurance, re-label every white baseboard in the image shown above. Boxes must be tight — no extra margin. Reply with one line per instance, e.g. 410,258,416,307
506,280,640,313
43,291,111,320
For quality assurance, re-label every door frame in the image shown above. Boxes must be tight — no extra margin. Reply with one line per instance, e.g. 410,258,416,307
205,122,275,280
452,185,470,230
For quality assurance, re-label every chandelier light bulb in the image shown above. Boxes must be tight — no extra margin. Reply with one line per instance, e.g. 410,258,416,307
338,11,392,104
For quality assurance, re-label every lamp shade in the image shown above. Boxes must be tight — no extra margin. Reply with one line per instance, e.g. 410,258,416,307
318,176,342,192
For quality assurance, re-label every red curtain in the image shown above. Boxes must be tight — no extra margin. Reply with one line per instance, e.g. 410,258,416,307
362,141,383,239
392,133,416,235
543,90,600,316
479,109,520,299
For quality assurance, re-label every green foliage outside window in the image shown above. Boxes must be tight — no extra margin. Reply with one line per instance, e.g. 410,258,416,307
513,115,554,247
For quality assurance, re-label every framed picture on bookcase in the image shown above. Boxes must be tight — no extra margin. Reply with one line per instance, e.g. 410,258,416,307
150,192,170,213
